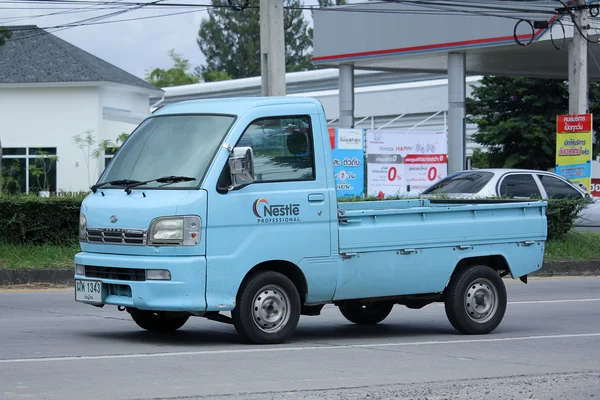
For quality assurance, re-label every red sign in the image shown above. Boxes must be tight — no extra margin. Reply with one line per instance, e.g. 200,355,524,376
591,178,600,197
557,114,593,134
404,154,448,164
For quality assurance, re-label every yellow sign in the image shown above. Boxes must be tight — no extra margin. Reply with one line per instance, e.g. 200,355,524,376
556,114,593,193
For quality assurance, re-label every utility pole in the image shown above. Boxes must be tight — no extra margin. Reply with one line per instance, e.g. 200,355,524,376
569,0,589,114
260,0,286,96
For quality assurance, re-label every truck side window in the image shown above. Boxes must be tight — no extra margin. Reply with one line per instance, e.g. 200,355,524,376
238,116,315,182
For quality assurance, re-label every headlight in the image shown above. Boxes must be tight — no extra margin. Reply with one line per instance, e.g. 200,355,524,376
148,216,201,246
79,213,87,241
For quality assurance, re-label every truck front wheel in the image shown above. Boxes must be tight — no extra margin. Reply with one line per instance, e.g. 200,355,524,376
129,309,189,333
444,265,507,334
339,300,394,325
232,271,301,344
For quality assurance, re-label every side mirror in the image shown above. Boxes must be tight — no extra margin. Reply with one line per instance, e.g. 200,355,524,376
228,146,254,189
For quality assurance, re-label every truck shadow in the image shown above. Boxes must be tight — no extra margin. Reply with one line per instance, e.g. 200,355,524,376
79,320,463,347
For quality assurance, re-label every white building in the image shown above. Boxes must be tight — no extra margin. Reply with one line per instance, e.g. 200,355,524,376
0,26,163,194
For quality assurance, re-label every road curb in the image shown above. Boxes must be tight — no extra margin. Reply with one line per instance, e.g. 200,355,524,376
533,260,600,277
1,260,600,286
0,268,74,286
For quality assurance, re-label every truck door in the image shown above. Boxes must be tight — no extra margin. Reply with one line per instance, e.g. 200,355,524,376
205,111,334,309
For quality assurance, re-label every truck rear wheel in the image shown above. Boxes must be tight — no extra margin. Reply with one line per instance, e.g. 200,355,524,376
232,271,301,344
129,309,189,332
444,265,507,334
339,300,394,325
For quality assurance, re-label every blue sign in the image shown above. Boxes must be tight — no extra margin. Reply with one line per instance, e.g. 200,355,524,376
331,128,365,198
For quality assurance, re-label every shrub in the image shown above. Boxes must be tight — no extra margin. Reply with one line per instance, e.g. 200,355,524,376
545,198,590,241
0,195,85,245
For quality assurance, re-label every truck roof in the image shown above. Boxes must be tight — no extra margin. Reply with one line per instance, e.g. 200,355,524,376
152,96,323,116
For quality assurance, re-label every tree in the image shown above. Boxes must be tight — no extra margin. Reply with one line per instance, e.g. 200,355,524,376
145,49,201,88
28,150,59,194
73,131,130,188
469,148,489,169
0,26,10,47
197,0,313,81
466,76,600,170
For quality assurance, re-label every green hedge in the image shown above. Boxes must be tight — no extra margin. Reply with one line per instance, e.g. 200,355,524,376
0,195,85,245
0,194,590,245
545,198,590,241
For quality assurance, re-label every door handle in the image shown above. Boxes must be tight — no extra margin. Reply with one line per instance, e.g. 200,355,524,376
308,193,325,202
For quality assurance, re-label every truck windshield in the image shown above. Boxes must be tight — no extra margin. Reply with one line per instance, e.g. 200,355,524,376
97,114,235,189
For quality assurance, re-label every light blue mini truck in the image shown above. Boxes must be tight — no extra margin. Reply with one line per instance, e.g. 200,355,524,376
74,97,547,344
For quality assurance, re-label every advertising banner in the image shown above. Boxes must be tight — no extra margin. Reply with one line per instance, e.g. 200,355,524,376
329,128,365,198
366,130,448,198
555,114,593,193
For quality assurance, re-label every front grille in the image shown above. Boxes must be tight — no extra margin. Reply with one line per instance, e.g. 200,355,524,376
87,228,146,245
85,266,146,281
107,284,132,297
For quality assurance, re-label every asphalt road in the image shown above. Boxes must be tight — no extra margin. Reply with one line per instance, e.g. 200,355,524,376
1,277,599,400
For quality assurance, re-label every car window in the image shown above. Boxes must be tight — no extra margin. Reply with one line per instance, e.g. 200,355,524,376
538,174,584,199
237,116,315,182
499,174,541,198
421,171,494,194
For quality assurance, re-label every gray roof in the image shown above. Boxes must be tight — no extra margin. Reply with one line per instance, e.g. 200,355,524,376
0,25,162,92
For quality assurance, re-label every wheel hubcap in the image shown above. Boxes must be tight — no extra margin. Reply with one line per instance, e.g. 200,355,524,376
464,278,498,323
252,285,290,333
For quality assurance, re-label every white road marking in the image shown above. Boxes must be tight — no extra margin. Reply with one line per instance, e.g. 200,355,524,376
413,298,600,308
508,298,600,305
1,332,599,365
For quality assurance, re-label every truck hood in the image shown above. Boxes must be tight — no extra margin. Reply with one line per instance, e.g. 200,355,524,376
80,188,207,256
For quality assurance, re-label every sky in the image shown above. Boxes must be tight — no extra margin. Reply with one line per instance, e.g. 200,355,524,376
1,0,342,80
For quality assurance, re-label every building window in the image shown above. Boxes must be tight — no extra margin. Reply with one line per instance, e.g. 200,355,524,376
104,148,117,169
1,147,58,194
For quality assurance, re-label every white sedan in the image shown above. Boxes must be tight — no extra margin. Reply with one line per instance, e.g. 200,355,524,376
420,168,600,228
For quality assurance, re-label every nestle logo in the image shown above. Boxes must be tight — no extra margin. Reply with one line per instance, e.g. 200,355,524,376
252,199,301,223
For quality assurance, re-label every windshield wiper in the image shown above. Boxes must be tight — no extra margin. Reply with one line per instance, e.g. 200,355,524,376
91,179,142,193
124,176,197,194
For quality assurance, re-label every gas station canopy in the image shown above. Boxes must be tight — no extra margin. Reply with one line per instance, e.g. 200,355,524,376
312,0,600,78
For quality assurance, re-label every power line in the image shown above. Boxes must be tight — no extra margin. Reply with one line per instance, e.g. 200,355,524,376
1,0,575,42
0,0,130,24
0,0,559,15
5,0,171,40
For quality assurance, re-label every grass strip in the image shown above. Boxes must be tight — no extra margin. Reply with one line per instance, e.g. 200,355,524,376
0,243,80,269
544,232,600,262
0,232,599,269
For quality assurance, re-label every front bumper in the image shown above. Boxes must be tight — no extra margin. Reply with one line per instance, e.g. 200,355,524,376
74,252,206,312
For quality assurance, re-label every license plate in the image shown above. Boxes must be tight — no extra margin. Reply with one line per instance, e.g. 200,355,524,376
75,280,103,304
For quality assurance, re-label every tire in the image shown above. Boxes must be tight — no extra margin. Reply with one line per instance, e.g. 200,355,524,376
232,271,301,344
129,309,189,333
339,300,394,325
444,265,507,335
